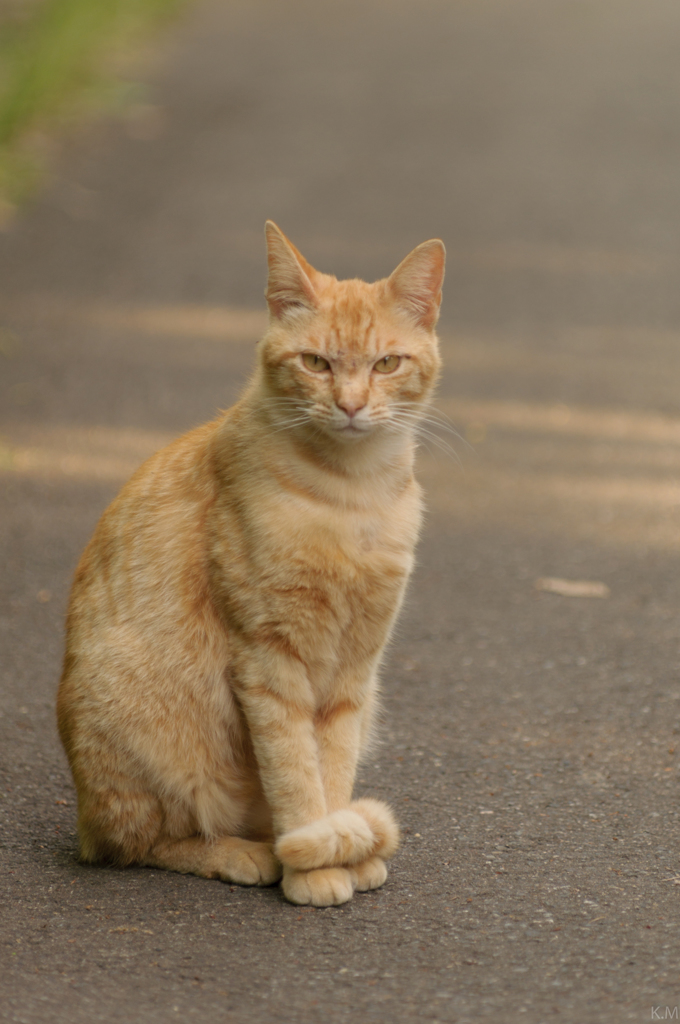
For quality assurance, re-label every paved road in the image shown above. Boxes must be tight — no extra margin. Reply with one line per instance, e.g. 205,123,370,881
2,1,680,1021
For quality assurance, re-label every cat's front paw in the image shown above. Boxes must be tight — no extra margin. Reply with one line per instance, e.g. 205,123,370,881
281,865,355,906
275,810,375,871
349,798,399,859
348,855,388,892
275,801,399,871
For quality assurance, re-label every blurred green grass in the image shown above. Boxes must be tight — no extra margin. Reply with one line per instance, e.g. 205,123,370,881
0,0,185,212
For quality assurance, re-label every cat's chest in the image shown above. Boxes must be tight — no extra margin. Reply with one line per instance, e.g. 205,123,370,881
211,468,422,651
331,507,413,569
264,495,417,667
276,486,419,578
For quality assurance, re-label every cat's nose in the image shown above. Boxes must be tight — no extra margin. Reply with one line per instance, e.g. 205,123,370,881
337,400,366,419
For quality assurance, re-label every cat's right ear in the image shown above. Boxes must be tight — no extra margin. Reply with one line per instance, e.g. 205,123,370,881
264,221,319,320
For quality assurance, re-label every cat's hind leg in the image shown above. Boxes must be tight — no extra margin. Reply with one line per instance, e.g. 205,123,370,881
76,776,164,867
143,835,282,886
75,773,281,886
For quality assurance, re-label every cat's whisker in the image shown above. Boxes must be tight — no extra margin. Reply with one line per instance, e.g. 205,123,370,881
264,400,314,411
383,415,463,465
409,405,458,429
378,417,417,436
270,416,313,433
391,403,465,432
382,419,444,461
269,410,310,421
414,429,462,465
262,397,301,403
391,402,459,424
385,417,458,462
389,407,472,454
263,397,315,408
409,420,461,451
265,403,314,420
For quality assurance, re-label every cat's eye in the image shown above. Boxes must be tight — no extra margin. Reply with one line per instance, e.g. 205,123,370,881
374,355,401,374
302,353,330,372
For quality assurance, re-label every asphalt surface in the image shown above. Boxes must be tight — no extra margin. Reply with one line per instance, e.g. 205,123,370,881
2,1,680,1021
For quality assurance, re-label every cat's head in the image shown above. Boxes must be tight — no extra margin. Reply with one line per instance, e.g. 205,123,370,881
258,222,445,447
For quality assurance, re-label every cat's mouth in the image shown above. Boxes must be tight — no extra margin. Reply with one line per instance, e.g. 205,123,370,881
335,421,371,438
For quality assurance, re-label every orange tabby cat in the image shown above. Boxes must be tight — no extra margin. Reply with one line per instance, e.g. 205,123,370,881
57,222,445,906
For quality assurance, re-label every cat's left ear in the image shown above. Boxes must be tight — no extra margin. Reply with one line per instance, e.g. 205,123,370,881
386,239,446,331
264,221,319,320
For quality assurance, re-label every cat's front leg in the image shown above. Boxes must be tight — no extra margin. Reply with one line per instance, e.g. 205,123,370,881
275,692,399,877
232,648,391,901
308,682,399,894
316,690,398,852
